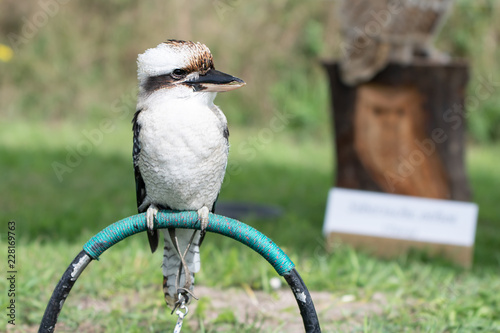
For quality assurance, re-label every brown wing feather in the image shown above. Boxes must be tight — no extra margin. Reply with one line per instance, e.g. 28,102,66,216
339,0,392,85
132,108,159,253
338,0,453,85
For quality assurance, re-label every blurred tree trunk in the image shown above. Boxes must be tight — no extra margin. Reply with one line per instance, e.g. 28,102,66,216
323,61,472,201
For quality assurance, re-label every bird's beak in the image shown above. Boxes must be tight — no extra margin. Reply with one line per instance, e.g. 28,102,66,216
187,69,245,92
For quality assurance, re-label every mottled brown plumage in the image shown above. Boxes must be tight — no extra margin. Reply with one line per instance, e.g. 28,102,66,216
339,0,454,86
163,40,214,74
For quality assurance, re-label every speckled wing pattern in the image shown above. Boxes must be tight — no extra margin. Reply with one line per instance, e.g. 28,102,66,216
132,109,145,210
132,108,159,252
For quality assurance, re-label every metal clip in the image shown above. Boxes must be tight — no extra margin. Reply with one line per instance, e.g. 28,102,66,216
172,295,189,333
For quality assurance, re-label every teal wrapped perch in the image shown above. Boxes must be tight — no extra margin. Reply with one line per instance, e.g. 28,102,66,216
83,210,295,276
42,211,320,332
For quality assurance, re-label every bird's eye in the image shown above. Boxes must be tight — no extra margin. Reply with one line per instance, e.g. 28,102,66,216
172,69,187,79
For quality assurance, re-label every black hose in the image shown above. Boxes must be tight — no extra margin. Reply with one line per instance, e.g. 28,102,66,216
284,268,321,333
38,250,92,333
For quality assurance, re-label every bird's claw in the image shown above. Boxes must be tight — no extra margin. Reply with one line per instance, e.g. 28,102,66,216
145,204,159,252
197,206,209,237
146,204,158,234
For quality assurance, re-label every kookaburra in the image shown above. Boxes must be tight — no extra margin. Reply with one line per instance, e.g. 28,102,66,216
132,40,245,307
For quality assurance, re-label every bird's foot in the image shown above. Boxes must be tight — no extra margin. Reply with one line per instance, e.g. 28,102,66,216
163,277,198,312
197,206,210,238
146,204,159,252
147,204,158,231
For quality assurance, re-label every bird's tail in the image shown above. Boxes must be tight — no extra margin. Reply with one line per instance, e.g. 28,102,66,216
162,228,201,308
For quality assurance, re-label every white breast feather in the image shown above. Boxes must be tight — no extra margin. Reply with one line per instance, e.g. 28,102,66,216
137,95,228,211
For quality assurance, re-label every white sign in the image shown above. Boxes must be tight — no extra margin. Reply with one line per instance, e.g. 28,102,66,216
323,188,478,246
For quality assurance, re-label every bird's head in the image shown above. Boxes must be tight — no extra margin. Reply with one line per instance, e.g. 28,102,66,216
137,40,245,101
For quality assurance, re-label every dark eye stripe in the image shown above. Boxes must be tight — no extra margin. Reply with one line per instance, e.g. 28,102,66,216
143,74,175,94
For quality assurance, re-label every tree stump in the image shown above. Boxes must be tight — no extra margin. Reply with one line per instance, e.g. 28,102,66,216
323,61,471,201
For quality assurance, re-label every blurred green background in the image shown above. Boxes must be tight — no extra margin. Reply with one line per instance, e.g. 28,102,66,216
1,0,500,138
1,0,500,331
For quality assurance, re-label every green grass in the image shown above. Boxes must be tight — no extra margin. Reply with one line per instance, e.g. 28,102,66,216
2,2,500,331
1,121,500,332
